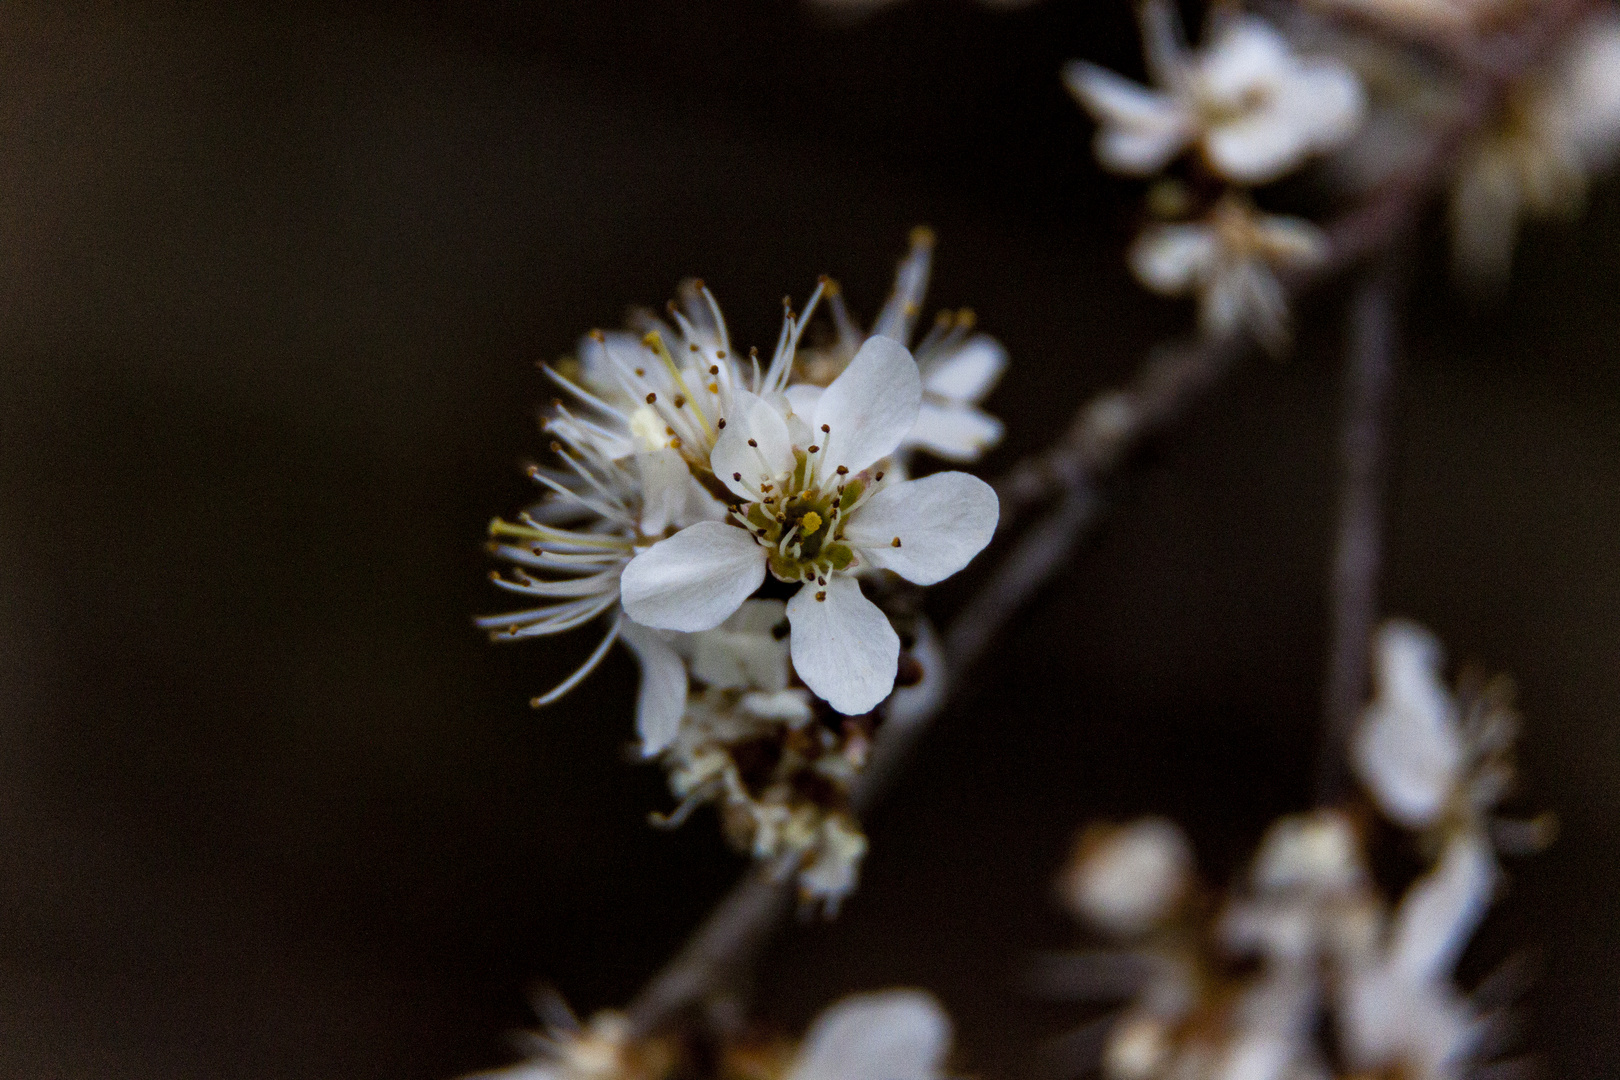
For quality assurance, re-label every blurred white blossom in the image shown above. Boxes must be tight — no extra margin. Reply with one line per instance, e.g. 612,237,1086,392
1065,0,1365,183
1058,817,1194,938
1451,10,1620,282
1129,194,1327,351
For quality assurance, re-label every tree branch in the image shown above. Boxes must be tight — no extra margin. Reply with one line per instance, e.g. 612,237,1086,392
1316,255,1404,806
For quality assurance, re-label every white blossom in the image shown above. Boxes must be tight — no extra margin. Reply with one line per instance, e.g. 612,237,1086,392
479,280,833,730
1451,10,1620,282
800,229,1007,466
1335,830,1495,1080
1306,0,1517,33
1064,0,1365,184
620,336,999,715
1352,619,1519,835
1129,194,1327,352
787,990,952,1080
1058,817,1194,938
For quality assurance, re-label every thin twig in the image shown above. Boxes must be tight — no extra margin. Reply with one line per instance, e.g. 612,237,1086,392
621,0,1590,1036
1316,254,1404,805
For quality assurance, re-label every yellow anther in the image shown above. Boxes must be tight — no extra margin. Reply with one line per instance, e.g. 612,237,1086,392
800,511,823,537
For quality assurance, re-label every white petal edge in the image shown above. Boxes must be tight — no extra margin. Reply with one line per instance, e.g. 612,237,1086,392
787,575,900,715
921,334,1008,403
787,990,952,1080
619,522,767,633
846,472,999,585
620,618,689,757
812,335,923,476
906,402,1005,463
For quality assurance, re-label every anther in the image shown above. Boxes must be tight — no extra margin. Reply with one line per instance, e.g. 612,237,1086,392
875,471,884,481
669,436,682,449
689,343,699,352
808,445,819,454
708,382,719,393
836,465,848,475
815,591,827,602
891,537,902,547
747,439,758,447
717,350,727,359
717,418,727,429
733,472,743,481
709,365,720,375
549,440,563,453
635,368,645,376
672,394,686,408
820,424,830,433
589,329,605,342
646,392,657,403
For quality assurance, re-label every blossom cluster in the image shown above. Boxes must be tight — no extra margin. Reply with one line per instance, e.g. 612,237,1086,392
466,987,953,1080
1068,0,1620,334
1050,620,1544,1080
481,232,1004,909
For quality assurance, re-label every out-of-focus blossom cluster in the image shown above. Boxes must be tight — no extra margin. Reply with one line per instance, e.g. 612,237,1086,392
1044,620,1546,1080
1068,0,1620,329
480,234,1003,909
1066,0,1363,349
466,988,953,1080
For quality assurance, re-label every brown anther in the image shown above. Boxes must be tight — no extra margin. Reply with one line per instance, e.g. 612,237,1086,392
708,382,719,393
818,576,827,585
645,392,657,404
733,472,743,481
891,537,902,548
808,445,819,454
668,436,682,449
875,471,884,481
549,440,562,453
836,465,848,475
709,365,720,375
717,418,727,429
672,394,686,408
815,591,827,602
717,350,727,359
635,368,645,376
589,329,605,342
820,424,830,433
747,439,758,447
665,426,676,436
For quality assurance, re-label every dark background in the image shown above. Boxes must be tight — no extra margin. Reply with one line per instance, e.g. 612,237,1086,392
0,1,1614,1076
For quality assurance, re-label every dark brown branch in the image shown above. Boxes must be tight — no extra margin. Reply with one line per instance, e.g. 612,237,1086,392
1316,255,1404,806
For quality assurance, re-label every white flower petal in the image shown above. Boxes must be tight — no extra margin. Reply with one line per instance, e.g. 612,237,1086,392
1198,17,1291,104
921,334,1008,403
1062,62,1194,175
906,402,1005,463
1129,224,1217,294
1204,105,1310,184
712,390,796,498
637,449,699,536
785,383,825,420
1389,829,1495,982
1253,215,1329,267
690,599,791,692
787,990,951,1080
620,619,688,757
845,472,998,584
1352,621,1464,829
813,336,923,476
619,522,767,632
787,576,900,715
1288,61,1367,152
